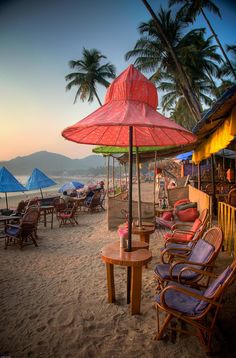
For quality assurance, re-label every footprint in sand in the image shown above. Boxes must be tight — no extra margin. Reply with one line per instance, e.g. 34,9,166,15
50,306,74,328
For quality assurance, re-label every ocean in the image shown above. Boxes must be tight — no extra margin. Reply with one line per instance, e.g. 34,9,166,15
0,174,106,209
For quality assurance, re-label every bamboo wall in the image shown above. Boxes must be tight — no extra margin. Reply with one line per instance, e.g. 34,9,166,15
218,202,236,256
107,192,154,230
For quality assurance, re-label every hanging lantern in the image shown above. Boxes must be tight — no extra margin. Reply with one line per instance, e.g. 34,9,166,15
226,168,234,182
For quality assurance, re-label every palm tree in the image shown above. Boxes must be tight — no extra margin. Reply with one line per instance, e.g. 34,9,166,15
65,48,116,106
141,0,202,122
169,0,236,80
219,44,236,80
126,9,221,125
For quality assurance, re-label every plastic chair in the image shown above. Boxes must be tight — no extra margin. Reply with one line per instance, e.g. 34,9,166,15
154,260,236,354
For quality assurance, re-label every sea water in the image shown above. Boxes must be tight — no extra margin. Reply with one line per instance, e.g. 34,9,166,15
0,174,106,209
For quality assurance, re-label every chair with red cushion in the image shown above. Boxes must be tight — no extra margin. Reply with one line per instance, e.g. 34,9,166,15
163,208,208,243
57,202,79,227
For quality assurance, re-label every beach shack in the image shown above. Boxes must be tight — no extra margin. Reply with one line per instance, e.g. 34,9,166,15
192,84,236,255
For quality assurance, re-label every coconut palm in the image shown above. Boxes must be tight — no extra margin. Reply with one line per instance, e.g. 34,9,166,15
141,1,202,122
219,44,236,80
169,0,236,80
65,48,116,106
125,9,221,126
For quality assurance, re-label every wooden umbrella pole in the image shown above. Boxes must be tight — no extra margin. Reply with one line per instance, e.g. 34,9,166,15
112,157,115,193
5,192,8,209
125,163,128,190
107,155,110,196
153,151,157,214
136,147,142,228
119,162,122,192
128,126,133,251
127,126,133,305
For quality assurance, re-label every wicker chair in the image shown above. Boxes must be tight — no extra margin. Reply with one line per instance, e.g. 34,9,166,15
5,207,40,249
154,226,223,291
228,188,236,207
154,259,236,354
163,208,209,243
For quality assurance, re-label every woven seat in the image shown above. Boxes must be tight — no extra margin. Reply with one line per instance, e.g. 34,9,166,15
154,260,236,353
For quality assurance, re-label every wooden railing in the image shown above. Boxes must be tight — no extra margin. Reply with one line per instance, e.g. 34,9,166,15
218,201,236,256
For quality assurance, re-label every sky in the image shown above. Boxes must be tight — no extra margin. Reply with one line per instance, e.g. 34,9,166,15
0,0,236,161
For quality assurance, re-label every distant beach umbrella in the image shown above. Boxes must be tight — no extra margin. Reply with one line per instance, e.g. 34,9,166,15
0,166,27,209
58,181,84,193
26,168,56,198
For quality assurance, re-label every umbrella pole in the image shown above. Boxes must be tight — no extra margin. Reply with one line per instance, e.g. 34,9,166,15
127,126,133,305
112,157,115,194
136,147,142,228
40,188,44,198
107,156,110,196
5,192,8,209
153,151,157,214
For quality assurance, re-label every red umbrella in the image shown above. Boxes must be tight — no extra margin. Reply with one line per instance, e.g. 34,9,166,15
62,65,196,304
62,64,196,248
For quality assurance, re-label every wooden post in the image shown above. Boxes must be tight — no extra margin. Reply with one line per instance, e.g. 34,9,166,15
119,162,122,192
112,157,115,193
107,156,110,197
127,126,133,304
136,147,142,228
153,152,157,213
197,162,201,190
211,154,217,216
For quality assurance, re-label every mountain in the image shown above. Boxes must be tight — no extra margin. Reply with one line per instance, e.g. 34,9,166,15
0,151,105,175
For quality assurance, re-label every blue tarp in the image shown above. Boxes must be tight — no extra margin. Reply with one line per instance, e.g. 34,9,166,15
0,166,27,193
58,181,84,193
26,168,56,190
176,151,193,160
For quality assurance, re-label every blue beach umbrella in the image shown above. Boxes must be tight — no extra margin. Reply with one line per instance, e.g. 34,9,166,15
58,181,84,193
0,166,27,209
26,168,56,198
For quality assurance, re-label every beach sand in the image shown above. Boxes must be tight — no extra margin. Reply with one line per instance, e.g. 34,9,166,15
0,184,236,357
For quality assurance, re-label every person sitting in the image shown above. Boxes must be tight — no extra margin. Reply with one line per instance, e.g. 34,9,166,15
84,190,95,205
60,191,71,205
70,189,78,198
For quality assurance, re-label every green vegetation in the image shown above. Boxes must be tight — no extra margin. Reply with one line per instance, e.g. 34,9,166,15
65,48,116,106
65,1,235,130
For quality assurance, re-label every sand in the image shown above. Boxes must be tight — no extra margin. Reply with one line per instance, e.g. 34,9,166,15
0,185,236,357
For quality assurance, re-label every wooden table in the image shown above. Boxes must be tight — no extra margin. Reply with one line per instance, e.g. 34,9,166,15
40,205,54,229
155,207,174,218
132,224,155,249
101,241,152,315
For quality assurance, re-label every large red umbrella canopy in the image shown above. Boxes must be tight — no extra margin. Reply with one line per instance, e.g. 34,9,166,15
62,65,196,146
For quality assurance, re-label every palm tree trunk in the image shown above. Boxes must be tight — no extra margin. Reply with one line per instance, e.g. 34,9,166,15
93,88,102,106
179,84,199,123
201,8,236,81
142,0,202,122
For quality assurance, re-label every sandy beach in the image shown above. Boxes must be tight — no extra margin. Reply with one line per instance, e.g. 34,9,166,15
0,184,236,358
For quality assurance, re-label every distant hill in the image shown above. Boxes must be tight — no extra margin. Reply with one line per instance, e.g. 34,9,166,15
0,151,106,175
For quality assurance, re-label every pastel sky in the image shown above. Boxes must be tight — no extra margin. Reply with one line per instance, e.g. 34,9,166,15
1,0,236,161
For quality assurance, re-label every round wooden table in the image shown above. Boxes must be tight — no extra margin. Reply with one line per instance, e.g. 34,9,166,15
101,241,152,315
132,225,155,249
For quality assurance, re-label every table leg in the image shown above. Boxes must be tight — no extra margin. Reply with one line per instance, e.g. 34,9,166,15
130,265,142,315
106,263,115,303
51,209,54,229
140,233,150,249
